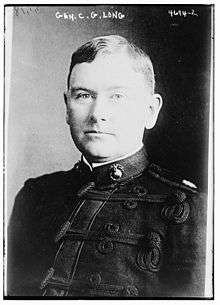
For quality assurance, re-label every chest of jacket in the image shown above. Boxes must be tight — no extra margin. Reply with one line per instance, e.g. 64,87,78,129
41,180,200,297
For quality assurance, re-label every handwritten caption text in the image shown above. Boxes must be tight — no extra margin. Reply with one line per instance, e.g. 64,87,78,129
55,10,126,21
168,9,198,18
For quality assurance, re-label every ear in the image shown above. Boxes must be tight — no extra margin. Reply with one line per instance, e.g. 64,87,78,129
145,93,163,129
64,92,70,125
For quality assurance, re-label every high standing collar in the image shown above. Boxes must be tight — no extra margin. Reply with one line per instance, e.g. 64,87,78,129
74,147,149,189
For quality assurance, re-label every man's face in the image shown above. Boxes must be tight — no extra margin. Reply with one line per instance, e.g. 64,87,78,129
65,52,161,163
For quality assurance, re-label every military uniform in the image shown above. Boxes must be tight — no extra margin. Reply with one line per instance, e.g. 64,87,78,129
7,147,207,297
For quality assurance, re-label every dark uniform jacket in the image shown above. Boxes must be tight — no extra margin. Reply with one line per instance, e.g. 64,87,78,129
7,148,207,298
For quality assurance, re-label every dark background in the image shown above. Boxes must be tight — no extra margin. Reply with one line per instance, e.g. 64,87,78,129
6,5,212,218
115,4,211,193
125,5,212,192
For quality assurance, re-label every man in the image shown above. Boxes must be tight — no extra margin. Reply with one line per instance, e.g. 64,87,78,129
7,35,207,297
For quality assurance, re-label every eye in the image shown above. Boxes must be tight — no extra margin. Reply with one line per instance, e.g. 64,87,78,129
72,91,94,103
76,93,91,100
111,93,126,102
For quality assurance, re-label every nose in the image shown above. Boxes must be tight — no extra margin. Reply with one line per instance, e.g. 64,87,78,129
89,94,108,123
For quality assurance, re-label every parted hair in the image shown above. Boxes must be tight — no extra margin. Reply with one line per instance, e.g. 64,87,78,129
67,35,155,94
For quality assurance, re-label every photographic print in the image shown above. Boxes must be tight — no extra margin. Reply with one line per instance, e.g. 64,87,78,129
4,4,213,299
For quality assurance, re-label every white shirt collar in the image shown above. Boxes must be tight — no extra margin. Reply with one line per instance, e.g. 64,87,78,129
82,144,144,171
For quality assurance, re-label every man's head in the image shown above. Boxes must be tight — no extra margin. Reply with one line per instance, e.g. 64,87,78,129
64,35,162,163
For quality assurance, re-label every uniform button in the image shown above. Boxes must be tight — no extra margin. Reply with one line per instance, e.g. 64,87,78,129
105,222,120,234
124,200,138,210
125,285,139,296
132,185,147,196
98,238,114,254
109,164,124,181
89,273,102,285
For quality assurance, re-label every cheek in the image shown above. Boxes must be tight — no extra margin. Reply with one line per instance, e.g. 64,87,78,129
68,106,88,129
115,105,147,133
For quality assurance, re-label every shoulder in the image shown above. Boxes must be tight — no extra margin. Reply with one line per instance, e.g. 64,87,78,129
142,162,207,219
147,162,200,195
9,167,81,237
24,167,76,190
143,162,207,224
19,166,82,201
11,167,79,219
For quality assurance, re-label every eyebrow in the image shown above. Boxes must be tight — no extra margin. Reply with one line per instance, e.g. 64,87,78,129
70,86,97,95
107,86,129,90
70,86,129,93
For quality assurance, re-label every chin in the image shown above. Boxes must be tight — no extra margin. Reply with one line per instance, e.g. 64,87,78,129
81,143,119,162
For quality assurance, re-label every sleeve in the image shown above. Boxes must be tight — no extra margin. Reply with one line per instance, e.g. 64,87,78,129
163,192,208,297
7,179,43,296
187,192,208,296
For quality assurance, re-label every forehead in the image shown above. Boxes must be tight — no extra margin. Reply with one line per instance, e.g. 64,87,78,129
69,53,148,91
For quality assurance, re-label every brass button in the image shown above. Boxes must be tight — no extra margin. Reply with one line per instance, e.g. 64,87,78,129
105,222,120,234
98,238,114,254
109,164,124,181
124,200,138,210
132,185,147,196
89,273,101,285
125,285,139,296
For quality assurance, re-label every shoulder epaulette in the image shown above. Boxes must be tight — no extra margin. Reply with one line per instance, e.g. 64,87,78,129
148,163,198,194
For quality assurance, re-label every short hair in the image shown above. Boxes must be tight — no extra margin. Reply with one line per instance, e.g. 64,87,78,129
67,35,155,94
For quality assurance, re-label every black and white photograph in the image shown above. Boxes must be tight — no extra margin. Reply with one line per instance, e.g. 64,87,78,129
4,4,214,299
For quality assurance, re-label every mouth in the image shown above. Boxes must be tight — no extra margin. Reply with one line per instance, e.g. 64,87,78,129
84,130,114,135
